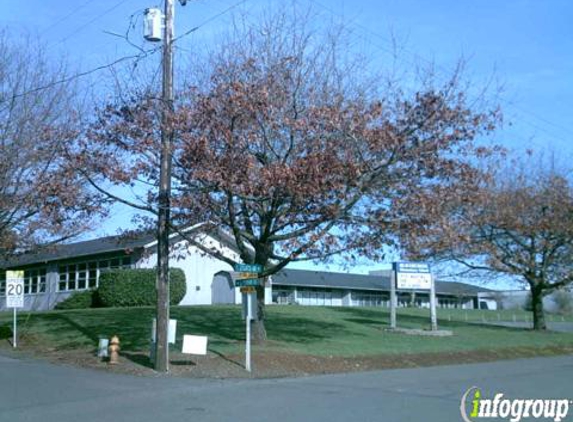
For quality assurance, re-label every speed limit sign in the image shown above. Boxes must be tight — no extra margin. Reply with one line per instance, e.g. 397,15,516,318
6,271,24,309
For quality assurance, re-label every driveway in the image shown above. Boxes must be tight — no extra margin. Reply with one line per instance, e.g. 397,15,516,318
0,353,571,421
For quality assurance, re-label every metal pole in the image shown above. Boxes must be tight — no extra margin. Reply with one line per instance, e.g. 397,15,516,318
155,0,174,373
13,308,16,349
430,275,438,331
246,293,252,372
390,270,397,329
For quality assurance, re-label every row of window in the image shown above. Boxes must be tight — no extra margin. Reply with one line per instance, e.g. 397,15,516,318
0,256,132,296
58,257,132,292
271,287,472,309
351,291,388,307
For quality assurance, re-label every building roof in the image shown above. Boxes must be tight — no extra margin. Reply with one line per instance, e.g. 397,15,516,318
0,232,156,268
272,269,492,296
0,225,240,269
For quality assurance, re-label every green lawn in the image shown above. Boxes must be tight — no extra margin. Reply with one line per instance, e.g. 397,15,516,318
0,305,572,360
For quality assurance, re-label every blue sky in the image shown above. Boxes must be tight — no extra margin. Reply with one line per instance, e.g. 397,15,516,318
3,0,572,274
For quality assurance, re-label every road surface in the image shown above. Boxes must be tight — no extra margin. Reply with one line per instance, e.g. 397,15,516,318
0,353,571,421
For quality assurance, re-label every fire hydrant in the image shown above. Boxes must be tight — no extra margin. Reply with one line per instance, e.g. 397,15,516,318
109,335,120,364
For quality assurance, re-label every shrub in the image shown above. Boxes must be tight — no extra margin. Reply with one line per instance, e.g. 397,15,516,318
0,325,12,339
55,289,100,310
97,268,186,307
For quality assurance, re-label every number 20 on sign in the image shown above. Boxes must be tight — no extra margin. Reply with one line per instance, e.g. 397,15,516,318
6,271,24,309
6,270,24,349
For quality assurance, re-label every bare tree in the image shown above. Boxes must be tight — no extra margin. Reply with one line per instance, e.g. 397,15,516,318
0,30,100,257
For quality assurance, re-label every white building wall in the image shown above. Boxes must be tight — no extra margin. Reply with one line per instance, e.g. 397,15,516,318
138,235,238,306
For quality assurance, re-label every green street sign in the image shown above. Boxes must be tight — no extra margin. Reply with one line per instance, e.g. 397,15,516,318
234,263,263,273
235,279,261,287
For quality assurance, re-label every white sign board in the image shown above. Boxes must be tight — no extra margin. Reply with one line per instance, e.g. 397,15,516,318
394,262,432,290
151,318,177,344
6,271,24,309
182,335,208,355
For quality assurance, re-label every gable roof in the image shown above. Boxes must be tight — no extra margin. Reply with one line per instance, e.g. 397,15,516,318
272,269,492,296
0,232,156,268
0,225,240,269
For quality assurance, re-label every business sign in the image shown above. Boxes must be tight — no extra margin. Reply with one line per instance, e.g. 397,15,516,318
6,270,24,309
394,262,432,290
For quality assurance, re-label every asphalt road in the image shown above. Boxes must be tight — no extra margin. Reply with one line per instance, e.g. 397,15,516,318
0,353,571,422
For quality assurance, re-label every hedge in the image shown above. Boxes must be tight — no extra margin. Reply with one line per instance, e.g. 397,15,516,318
98,268,187,307
55,289,100,310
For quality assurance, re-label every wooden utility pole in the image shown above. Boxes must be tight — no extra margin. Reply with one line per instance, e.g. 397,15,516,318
155,0,174,373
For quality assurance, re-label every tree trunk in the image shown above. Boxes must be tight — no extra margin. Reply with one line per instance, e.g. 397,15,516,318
531,285,547,330
252,283,267,343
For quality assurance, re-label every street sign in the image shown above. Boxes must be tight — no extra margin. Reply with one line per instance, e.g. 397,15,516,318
6,270,24,349
235,272,259,280
234,263,263,273
235,278,262,287
233,264,263,288
240,286,256,294
6,271,24,309
394,262,432,290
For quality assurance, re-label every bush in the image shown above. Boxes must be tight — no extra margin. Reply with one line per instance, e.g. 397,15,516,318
97,268,186,307
55,289,100,310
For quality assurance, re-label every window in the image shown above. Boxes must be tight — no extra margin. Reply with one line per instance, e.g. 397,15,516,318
57,256,132,292
24,268,47,294
0,271,5,296
273,287,295,304
88,262,98,288
351,290,385,307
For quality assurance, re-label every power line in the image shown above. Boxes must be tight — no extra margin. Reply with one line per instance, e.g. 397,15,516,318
1,1,247,106
0,48,160,107
53,0,133,47
40,0,100,36
174,0,249,42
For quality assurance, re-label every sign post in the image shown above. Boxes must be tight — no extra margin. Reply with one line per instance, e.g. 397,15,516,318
390,271,397,329
233,263,263,372
245,292,252,372
6,270,25,348
430,274,438,331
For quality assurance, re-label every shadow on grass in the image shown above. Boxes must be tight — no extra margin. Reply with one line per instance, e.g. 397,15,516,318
266,315,352,343
0,325,12,339
330,307,391,327
329,306,544,334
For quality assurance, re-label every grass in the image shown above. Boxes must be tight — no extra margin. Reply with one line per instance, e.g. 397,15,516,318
0,305,572,361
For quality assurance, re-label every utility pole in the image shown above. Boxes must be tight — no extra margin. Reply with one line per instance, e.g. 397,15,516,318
155,0,174,373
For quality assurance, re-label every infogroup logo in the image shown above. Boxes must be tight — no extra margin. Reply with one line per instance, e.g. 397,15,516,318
460,387,571,422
